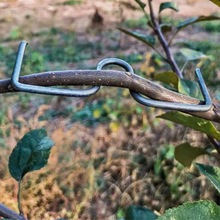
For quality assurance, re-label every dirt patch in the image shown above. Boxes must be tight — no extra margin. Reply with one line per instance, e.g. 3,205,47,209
0,0,219,40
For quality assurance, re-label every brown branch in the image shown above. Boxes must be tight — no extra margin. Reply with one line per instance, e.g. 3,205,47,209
148,0,183,78
0,203,27,220
0,69,219,123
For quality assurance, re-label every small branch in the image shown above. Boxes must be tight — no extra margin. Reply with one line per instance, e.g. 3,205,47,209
0,69,219,123
208,135,220,154
151,46,168,62
168,29,179,47
0,203,27,220
148,0,183,78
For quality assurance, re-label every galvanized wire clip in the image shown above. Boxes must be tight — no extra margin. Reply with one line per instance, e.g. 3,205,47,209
130,68,212,111
11,41,212,111
11,41,100,97
97,57,134,74
98,58,212,112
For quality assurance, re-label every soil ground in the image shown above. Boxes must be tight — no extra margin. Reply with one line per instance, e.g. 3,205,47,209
0,0,218,39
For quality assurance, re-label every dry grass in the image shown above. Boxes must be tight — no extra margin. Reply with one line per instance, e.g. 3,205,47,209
0,97,218,219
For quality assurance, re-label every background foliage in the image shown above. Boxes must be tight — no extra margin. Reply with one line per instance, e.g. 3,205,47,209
0,0,220,219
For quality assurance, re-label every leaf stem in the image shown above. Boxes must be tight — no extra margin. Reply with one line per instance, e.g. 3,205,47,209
17,179,24,216
180,61,188,73
168,29,179,46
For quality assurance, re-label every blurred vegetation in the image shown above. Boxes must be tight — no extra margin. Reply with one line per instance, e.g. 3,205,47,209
199,20,220,32
0,0,220,219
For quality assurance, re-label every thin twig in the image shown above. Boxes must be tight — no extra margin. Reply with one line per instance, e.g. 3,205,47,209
208,135,220,154
168,28,180,47
0,69,219,122
148,0,183,78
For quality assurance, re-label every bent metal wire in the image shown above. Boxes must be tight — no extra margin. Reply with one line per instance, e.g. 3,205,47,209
97,58,212,112
11,41,101,97
130,68,212,112
10,41,212,112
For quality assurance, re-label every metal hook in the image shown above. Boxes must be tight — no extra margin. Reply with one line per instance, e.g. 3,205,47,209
11,41,100,97
130,68,212,111
97,58,212,111
11,42,212,111
97,57,135,73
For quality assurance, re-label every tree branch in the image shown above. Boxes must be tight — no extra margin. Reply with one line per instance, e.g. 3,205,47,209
0,69,219,123
148,0,183,78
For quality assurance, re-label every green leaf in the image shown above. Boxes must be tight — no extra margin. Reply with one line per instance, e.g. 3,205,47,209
169,15,220,44
178,78,203,99
117,208,125,219
170,15,220,43
175,143,208,167
180,48,207,61
134,0,146,10
8,129,54,181
125,205,158,220
118,28,155,47
210,0,220,7
158,112,220,141
154,71,179,89
155,71,204,99
196,163,220,193
177,15,220,30
158,200,220,220
159,2,179,13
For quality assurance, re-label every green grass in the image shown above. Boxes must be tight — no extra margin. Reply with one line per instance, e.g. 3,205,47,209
199,20,220,33
123,16,148,29
177,40,220,84
35,29,95,65
0,28,98,77
118,53,144,64
62,0,83,5
181,40,220,53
